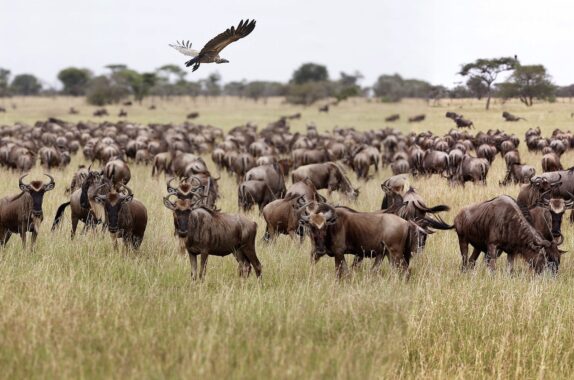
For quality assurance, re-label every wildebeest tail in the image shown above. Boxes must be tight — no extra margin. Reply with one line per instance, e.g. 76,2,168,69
421,216,454,230
413,201,450,214
51,201,71,231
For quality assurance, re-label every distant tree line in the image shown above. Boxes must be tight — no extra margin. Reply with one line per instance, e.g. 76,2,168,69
0,59,571,107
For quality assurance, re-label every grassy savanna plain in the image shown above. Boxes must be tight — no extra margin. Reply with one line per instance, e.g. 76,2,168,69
3,96,574,378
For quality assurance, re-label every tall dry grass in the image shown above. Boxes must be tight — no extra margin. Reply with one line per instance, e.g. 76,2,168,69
1,97,574,378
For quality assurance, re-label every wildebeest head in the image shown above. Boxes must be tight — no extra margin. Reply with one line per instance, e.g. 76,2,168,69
538,196,574,244
95,186,133,233
299,202,337,255
163,194,194,237
19,174,55,217
166,176,202,200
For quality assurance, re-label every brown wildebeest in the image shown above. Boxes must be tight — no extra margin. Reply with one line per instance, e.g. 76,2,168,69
421,150,449,175
542,152,563,173
385,114,400,122
187,112,199,119
390,159,409,175
454,195,560,273
94,186,147,250
454,116,474,129
529,197,572,250
319,104,329,113
238,180,276,213
118,109,128,117
382,187,452,250
230,153,256,183
502,111,525,121
449,156,489,186
500,164,536,186
262,194,309,241
476,144,496,164
291,162,359,200
152,152,172,177
0,174,55,248
298,202,422,278
177,205,262,280
245,163,286,199
408,114,425,123
103,158,131,187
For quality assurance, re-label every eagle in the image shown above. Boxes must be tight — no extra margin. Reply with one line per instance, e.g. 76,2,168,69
169,19,256,72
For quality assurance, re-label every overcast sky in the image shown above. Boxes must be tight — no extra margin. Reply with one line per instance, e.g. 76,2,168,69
2,0,573,88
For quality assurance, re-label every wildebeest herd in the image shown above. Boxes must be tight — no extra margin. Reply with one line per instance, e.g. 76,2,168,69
1,117,573,279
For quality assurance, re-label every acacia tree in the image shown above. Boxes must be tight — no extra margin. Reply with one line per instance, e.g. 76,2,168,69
57,67,92,96
498,65,555,106
10,74,42,95
458,57,517,109
0,68,10,97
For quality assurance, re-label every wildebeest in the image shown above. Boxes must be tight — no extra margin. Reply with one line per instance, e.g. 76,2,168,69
291,162,359,200
238,180,276,213
244,163,286,199
319,104,329,113
103,158,131,187
500,163,536,186
408,114,426,123
187,112,199,119
0,174,55,248
298,202,421,278
454,196,560,273
449,156,490,186
177,205,262,280
542,152,563,173
118,109,128,117
382,187,452,250
385,114,400,122
502,111,525,122
94,186,147,250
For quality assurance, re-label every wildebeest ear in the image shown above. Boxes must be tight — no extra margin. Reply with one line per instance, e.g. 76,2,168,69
43,182,55,192
19,184,29,192
121,194,133,204
94,195,105,204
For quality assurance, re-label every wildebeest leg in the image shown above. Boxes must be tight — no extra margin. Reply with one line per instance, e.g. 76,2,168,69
0,229,11,246
20,229,27,249
458,236,469,271
334,252,349,279
468,246,481,269
31,231,37,249
234,251,251,278
371,253,384,273
199,252,209,279
188,252,198,280
507,253,515,274
71,215,79,239
570,210,574,224
486,244,497,272
351,255,363,269
263,225,273,243
242,247,262,278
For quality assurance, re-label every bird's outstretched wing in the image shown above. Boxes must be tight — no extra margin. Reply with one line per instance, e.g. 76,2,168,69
169,40,200,57
199,19,256,55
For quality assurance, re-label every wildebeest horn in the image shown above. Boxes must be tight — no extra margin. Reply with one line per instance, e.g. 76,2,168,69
167,177,178,194
43,173,55,191
324,207,337,224
554,233,564,246
19,174,30,191
121,185,133,196
162,194,177,210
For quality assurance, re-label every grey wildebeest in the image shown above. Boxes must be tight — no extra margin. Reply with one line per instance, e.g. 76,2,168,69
291,162,359,200
449,155,490,186
94,186,147,250
175,205,262,280
454,196,561,273
0,174,55,248
298,202,421,278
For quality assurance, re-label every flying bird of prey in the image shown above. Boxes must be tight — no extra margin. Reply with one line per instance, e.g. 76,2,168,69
169,19,256,72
